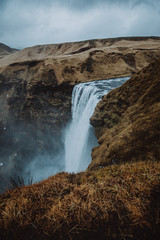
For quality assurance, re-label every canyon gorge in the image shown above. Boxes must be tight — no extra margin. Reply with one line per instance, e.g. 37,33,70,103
0,37,160,239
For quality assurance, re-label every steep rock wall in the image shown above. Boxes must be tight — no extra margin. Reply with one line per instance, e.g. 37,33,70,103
90,58,160,170
0,61,73,188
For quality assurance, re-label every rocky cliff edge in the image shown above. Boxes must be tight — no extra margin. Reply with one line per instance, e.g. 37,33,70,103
1,37,160,85
90,58,160,170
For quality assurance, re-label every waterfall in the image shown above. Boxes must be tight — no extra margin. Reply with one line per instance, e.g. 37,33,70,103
64,77,129,173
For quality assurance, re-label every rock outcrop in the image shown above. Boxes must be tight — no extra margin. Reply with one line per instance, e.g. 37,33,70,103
90,58,160,170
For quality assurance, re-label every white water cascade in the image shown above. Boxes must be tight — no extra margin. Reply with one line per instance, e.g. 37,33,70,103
64,77,129,173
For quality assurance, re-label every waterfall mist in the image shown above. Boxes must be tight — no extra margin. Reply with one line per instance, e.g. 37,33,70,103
64,77,129,173
0,120,65,192
0,77,129,192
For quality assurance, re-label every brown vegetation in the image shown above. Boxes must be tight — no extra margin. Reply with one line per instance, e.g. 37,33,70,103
90,57,160,170
0,160,160,240
1,37,160,85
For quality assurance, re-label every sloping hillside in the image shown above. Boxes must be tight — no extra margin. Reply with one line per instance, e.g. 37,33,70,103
0,43,18,58
0,37,160,85
90,58,160,170
0,160,160,240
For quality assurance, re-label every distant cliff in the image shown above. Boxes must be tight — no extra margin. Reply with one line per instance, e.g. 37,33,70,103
1,37,160,85
0,43,18,58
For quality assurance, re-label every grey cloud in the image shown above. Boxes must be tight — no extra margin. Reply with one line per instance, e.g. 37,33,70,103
0,0,160,48
0,0,6,5
0,0,6,9
0,0,159,9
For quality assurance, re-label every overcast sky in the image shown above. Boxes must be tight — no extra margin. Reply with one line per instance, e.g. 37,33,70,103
0,0,160,49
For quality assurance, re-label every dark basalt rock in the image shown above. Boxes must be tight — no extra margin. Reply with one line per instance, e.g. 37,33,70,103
0,62,73,190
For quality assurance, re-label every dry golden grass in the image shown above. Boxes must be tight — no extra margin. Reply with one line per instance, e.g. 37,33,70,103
0,160,160,240
90,58,160,170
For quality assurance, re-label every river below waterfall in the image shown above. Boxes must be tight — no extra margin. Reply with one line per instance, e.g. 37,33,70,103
64,77,129,173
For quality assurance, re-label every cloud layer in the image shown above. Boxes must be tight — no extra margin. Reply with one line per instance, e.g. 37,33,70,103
0,0,160,49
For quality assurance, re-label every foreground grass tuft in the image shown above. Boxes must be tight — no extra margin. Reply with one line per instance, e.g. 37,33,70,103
0,160,160,239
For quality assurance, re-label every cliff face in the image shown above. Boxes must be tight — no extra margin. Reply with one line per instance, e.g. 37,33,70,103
1,37,160,85
0,37,160,137
0,62,73,189
90,58,160,170
0,37,160,188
